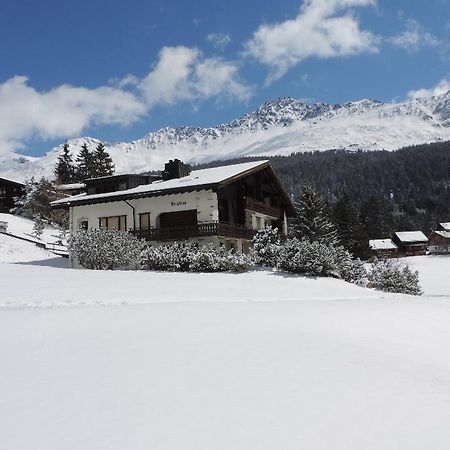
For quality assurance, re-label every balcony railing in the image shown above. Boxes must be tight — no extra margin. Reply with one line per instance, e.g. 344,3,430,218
244,197,281,218
131,221,256,242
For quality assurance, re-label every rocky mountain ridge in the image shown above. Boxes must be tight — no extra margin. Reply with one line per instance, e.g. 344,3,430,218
1,91,450,181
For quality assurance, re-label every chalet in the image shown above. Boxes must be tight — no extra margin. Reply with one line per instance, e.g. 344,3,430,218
0,177,24,213
392,231,428,256
368,239,398,259
428,223,450,254
52,159,295,265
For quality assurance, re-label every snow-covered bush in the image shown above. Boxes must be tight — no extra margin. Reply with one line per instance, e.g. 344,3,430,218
251,227,282,267
141,242,252,273
253,233,367,283
141,243,193,272
278,238,339,277
368,259,422,295
68,229,145,270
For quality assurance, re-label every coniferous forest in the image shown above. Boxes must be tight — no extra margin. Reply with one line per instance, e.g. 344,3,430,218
198,140,450,240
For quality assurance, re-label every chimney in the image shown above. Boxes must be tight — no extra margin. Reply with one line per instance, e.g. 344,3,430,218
162,159,191,180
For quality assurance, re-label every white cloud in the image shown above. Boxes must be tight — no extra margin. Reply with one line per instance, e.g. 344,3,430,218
0,76,146,155
0,46,251,156
389,19,440,52
244,0,379,82
407,79,450,99
206,33,231,50
138,46,252,106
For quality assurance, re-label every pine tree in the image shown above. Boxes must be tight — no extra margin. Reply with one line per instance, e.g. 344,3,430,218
75,142,95,181
54,142,76,184
333,195,368,256
92,142,115,178
32,215,45,239
291,178,338,244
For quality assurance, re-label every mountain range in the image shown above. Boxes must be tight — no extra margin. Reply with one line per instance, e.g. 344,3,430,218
1,91,450,182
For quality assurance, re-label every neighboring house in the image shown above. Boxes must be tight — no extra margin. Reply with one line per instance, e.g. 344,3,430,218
0,177,24,213
392,231,428,256
52,159,295,263
437,222,450,232
368,239,398,259
428,223,450,254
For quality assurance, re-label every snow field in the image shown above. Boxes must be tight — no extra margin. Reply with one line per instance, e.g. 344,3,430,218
1,232,450,449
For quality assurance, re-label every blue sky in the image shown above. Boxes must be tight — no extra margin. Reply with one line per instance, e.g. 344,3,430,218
0,0,449,157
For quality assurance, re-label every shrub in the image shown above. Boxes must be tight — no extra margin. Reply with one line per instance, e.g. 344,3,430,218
68,229,145,270
141,242,252,273
252,232,367,284
251,226,282,267
368,259,422,295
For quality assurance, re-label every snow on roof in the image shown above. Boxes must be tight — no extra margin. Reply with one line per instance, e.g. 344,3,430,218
439,222,450,232
55,183,85,190
394,231,428,243
0,176,25,186
369,239,398,251
52,160,269,206
434,230,450,239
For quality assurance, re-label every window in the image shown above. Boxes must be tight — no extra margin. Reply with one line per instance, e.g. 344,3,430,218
0,187,7,197
78,219,88,230
139,212,151,230
99,215,127,231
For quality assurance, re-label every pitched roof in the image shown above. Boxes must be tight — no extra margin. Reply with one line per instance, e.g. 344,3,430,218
432,230,450,239
0,176,25,187
438,222,450,232
394,231,428,243
369,239,398,251
52,160,292,210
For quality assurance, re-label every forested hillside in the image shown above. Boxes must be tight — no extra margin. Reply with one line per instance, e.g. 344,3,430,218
198,141,450,239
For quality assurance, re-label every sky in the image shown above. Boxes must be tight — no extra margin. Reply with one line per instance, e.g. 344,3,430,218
0,0,449,157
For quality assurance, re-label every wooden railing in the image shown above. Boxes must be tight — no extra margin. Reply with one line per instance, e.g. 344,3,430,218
244,197,281,218
131,221,256,242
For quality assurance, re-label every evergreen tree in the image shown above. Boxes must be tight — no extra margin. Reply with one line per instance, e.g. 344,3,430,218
333,195,368,256
291,178,338,244
54,142,75,184
92,142,115,177
75,142,95,181
32,215,45,239
360,196,392,239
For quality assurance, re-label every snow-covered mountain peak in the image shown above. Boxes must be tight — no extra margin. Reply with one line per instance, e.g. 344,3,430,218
2,93,450,182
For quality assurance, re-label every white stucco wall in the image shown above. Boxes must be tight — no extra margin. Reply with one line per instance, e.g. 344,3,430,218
70,189,218,233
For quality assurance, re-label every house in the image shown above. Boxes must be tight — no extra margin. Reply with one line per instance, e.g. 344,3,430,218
392,231,428,256
437,222,450,232
428,223,450,254
0,177,24,213
368,239,398,259
52,159,295,263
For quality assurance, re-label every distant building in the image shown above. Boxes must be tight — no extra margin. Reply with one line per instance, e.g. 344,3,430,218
392,231,428,256
0,177,24,213
437,222,450,232
369,239,398,259
54,183,86,197
428,223,450,254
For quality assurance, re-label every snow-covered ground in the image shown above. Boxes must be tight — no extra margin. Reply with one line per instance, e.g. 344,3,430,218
0,212,64,245
1,235,450,450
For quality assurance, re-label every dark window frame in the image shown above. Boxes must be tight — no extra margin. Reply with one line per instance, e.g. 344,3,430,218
98,215,127,231
139,212,151,230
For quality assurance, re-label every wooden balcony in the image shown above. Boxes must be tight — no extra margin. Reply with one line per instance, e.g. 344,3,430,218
131,221,257,242
244,197,281,218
